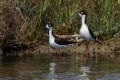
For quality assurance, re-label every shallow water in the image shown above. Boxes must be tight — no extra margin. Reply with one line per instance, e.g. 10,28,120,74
0,54,120,80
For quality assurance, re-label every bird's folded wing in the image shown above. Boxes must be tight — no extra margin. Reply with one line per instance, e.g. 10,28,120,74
55,38,76,45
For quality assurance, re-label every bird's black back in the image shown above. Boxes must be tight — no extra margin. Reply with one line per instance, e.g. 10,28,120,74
55,38,76,45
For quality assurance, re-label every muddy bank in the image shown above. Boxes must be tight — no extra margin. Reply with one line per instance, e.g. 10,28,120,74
23,33,120,57
0,32,120,57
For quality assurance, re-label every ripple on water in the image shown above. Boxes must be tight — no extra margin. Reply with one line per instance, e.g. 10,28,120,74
0,77,28,80
19,70,41,75
97,73,120,80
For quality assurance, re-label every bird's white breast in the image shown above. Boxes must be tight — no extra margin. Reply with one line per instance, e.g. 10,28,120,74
80,24,94,42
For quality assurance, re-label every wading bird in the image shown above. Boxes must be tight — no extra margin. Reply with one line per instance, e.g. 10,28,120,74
46,22,76,58
79,11,97,57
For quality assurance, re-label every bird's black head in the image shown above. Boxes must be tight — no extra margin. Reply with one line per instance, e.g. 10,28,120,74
48,22,53,27
46,22,54,29
79,11,87,17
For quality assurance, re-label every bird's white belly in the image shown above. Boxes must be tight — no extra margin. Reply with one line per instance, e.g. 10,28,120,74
80,26,94,42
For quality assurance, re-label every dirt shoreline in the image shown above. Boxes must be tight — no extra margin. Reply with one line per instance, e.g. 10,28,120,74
24,34,120,57
0,33,120,57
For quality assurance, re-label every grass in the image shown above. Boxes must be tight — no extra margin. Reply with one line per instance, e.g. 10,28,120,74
0,0,120,45
97,0,118,38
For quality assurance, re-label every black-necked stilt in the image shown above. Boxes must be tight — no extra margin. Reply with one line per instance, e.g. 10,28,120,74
79,11,96,57
46,22,76,57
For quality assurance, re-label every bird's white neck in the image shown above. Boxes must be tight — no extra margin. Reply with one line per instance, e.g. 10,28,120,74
49,28,54,40
81,15,86,24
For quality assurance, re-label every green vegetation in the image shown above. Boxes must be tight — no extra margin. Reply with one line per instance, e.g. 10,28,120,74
0,0,120,45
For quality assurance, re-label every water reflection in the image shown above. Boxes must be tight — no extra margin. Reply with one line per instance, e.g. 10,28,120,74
0,54,120,80
77,66,90,80
46,62,58,80
97,73,120,80
1,56,20,63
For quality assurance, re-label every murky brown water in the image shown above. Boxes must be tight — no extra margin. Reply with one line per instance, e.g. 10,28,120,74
0,53,120,80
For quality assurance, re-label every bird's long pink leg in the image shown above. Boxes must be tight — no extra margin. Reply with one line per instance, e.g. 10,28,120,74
85,41,90,64
86,41,90,58
58,49,61,59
